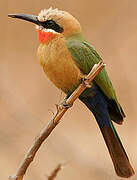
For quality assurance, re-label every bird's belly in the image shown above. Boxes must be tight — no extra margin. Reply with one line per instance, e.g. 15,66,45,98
37,38,83,94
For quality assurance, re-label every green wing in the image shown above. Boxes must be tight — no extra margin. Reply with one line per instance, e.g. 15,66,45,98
66,34,125,124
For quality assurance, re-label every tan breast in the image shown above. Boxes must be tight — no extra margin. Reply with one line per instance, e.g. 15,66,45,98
37,36,83,94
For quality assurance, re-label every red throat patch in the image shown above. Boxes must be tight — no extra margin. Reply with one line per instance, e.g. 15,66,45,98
37,29,54,43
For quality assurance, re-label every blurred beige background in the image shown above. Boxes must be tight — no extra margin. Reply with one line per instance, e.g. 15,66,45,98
1,0,137,179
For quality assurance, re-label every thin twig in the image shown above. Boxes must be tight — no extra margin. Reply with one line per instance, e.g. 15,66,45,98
9,61,105,180
48,164,62,180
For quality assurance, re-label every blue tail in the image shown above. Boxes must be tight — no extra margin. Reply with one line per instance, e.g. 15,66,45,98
79,85,134,178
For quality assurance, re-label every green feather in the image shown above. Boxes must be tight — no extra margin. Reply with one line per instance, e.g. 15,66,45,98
66,33,125,124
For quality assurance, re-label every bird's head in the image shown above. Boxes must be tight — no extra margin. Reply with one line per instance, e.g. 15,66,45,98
8,7,81,43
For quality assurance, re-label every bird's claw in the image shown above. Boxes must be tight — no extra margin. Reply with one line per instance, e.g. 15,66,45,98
56,98,73,111
61,99,73,108
81,77,92,88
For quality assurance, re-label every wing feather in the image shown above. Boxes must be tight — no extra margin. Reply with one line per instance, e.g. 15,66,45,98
66,36,125,123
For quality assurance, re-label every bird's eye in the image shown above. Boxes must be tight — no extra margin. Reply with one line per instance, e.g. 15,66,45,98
46,20,54,27
40,19,64,33
41,20,55,29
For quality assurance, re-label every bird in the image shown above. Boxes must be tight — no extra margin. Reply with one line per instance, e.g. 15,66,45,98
8,7,134,178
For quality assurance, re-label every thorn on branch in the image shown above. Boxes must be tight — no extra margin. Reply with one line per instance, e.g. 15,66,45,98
48,109,55,116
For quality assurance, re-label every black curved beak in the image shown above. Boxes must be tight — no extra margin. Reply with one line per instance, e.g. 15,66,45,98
8,14,40,25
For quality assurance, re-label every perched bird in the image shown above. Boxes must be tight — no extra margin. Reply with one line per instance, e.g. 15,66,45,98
8,8,134,178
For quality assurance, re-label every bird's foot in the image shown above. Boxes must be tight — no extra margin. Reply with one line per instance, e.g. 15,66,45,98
56,97,73,110
61,97,73,108
81,77,92,88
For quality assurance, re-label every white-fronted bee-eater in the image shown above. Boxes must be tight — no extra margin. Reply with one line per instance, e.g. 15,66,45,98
8,7,134,178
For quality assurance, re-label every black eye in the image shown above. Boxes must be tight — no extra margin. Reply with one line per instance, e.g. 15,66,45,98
46,20,54,27
40,20,63,33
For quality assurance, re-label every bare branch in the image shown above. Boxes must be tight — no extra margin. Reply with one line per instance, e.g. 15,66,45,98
48,164,62,180
9,61,105,180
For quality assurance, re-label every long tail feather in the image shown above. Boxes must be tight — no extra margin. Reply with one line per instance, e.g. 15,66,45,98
101,123,134,177
79,86,134,178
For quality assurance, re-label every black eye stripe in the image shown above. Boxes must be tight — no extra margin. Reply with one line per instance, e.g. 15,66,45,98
40,20,63,33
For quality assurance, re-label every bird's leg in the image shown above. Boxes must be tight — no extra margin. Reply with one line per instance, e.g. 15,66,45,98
61,94,73,108
56,94,73,110
81,77,92,88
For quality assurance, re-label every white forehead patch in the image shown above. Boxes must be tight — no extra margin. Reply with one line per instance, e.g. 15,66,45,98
38,7,64,22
